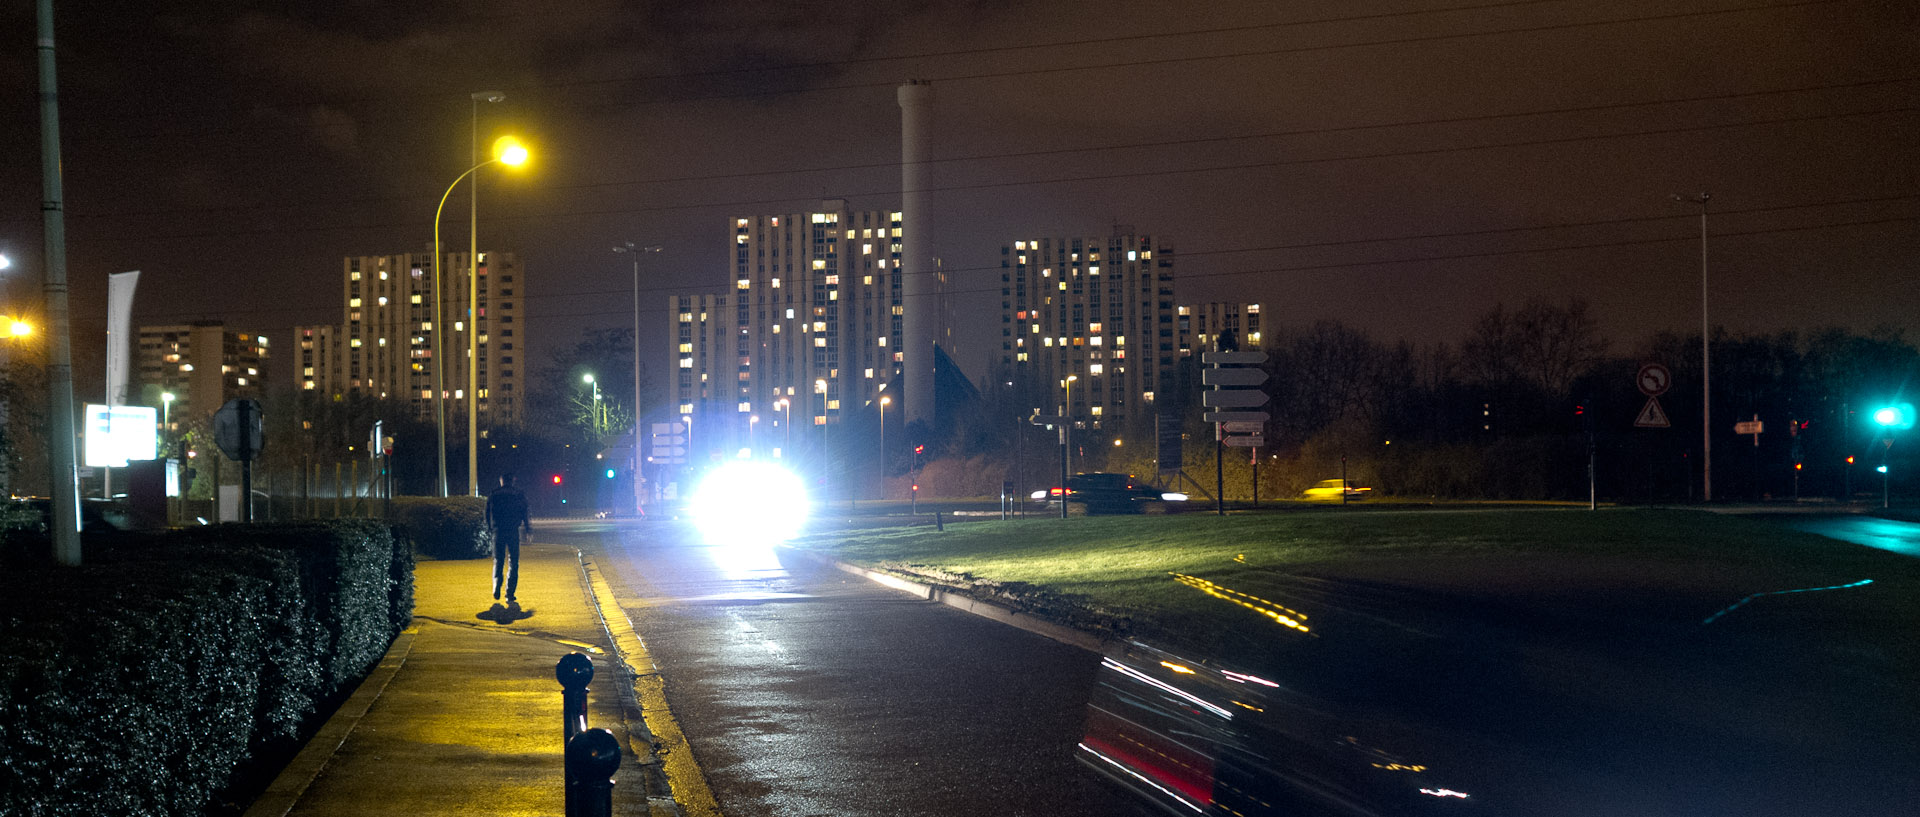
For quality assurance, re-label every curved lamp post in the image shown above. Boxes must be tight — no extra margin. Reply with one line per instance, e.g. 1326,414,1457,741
434,135,529,496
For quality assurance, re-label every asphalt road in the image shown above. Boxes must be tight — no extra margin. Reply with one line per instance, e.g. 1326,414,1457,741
560,518,1155,817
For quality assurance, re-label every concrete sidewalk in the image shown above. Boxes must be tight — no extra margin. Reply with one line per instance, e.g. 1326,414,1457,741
243,542,673,817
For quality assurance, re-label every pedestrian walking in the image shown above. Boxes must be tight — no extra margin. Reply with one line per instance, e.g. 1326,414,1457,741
486,472,533,601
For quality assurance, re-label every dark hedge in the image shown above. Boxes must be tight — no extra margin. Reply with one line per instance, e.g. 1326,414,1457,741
0,520,412,817
387,496,489,560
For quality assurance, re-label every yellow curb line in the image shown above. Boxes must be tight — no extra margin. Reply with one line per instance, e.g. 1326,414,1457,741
579,554,723,817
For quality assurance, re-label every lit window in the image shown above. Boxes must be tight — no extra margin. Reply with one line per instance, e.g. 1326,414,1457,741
237,377,249,386
351,272,362,281
815,337,827,347
377,297,388,306
863,243,873,255
772,278,781,288
411,294,422,304
1128,250,1138,260
786,308,795,319
737,218,749,227
378,338,387,346
1090,364,1104,375
739,402,751,412
679,343,693,353
737,279,750,290
1015,241,1027,250
865,368,874,378
877,337,887,346
349,298,362,307
350,339,362,348
812,322,826,332
812,259,826,270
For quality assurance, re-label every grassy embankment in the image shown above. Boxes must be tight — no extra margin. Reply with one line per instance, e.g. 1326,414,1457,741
792,508,1920,656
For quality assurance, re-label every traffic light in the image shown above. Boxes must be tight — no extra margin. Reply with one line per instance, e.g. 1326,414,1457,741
605,468,616,479
552,474,564,485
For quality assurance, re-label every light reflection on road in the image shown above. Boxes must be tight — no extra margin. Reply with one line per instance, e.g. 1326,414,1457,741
1781,516,1920,557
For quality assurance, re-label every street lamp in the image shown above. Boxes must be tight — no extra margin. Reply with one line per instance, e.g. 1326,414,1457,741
161,391,174,432
774,398,791,457
879,395,891,487
434,134,529,496
1672,191,1710,502
466,91,505,497
583,373,601,437
613,242,662,512
816,378,830,503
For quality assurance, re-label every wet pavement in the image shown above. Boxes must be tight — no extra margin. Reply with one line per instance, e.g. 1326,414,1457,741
566,519,1154,817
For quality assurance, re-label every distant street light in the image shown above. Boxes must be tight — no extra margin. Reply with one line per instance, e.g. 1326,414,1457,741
1672,191,1711,502
613,241,662,513
583,373,601,437
775,397,791,457
434,134,530,496
879,395,891,488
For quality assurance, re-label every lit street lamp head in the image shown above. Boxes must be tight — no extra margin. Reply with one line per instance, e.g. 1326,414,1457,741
493,135,529,167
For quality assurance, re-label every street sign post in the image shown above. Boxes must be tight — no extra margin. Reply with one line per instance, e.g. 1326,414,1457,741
213,398,264,522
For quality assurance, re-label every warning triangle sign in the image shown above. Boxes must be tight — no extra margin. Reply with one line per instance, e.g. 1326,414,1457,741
1635,397,1671,428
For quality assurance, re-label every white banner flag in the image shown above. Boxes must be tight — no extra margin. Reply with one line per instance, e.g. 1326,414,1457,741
106,270,140,406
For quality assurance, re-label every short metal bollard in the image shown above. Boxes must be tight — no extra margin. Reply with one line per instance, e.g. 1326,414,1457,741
555,652,594,743
564,727,621,817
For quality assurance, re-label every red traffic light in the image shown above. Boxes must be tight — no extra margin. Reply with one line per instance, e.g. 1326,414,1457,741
552,474,564,485
914,444,924,454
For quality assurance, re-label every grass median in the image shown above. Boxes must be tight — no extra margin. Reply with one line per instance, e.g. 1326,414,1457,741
791,507,1920,659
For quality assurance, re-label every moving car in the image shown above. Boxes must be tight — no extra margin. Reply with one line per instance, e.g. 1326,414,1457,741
1301,478,1370,502
1031,473,1184,514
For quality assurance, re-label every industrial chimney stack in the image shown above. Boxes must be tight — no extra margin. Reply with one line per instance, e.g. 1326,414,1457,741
897,80,934,428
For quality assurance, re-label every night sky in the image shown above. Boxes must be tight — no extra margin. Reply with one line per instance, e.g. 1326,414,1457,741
2,0,1915,399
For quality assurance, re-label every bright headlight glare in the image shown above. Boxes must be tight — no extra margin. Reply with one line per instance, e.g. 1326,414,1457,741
691,462,809,544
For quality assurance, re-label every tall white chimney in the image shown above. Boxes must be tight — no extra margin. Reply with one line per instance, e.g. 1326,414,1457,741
897,80,934,428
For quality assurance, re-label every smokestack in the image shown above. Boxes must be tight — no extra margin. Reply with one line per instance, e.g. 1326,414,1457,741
897,80,934,429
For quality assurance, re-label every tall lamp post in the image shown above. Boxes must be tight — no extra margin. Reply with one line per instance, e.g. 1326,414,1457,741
816,378,830,505
1875,403,1915,509
879,395,891,493
583,374,602,437
775,398,791,457
434,134,529,496
466,91,504,497
613,242,661,514
1672,192,1710,502
1060,375,1077,520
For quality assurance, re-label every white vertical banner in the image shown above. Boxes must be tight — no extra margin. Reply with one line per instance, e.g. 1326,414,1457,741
106,270,140,406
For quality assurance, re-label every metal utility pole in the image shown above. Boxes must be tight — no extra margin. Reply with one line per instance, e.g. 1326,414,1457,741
468,91,504,497
1673,192,1711,502
37,0,82,565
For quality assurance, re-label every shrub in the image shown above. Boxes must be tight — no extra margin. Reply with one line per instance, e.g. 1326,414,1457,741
388,496,489,560
0,520,409,817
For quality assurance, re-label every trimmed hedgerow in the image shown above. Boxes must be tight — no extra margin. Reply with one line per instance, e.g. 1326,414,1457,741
0,519,411,817
387,496,489,560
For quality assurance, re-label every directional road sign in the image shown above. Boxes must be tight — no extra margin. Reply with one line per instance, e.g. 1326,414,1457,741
1222,436,1264,448
1203,389,1270,408
1220,421,1266,434
1202,368,1270,387
1203,411,1271,424
1202,351,1269,365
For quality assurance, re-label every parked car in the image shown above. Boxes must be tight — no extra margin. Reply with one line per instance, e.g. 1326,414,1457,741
1301,478,1370,502
1030,472,1185,514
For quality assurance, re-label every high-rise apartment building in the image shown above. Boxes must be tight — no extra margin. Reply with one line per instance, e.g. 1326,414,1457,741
136,321,270,432
997,231,1176,430
296,251,525,426
1178,302,1264,356
667,202,904,456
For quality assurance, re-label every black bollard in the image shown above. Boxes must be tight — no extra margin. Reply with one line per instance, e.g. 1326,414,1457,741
555,652,595,744
564,727,621,817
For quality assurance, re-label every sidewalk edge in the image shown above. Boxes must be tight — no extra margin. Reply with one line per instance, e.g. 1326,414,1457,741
577,550,724,817
241,626,417,817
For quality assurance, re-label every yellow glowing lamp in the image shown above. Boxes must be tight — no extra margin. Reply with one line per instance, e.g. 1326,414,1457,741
493,135,530,167
5,317,32,337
